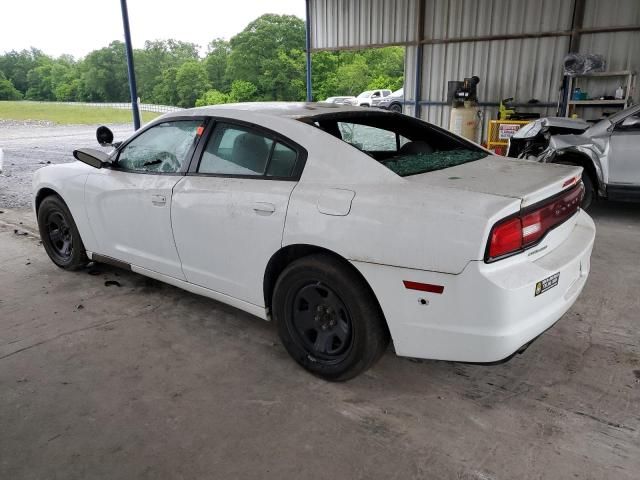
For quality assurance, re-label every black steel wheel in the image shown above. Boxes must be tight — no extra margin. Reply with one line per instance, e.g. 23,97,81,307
37,195,88,270
273,254,389,381
289,282,353,362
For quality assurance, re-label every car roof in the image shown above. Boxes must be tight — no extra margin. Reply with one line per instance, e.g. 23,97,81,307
164,102,387,121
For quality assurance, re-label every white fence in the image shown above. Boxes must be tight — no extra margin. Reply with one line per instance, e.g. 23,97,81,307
23,101,184,113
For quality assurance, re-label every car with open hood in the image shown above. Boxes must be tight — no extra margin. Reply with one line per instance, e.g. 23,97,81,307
33,102,595,380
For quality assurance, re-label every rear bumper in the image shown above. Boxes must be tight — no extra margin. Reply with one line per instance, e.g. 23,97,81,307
352,210,595,362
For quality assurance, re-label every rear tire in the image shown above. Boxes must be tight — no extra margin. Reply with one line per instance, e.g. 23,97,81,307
273,254,389,381
581,171,595,210
390,103,402,113
37,195,88,270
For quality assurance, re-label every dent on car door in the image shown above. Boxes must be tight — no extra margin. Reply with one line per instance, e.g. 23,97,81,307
84,119,204,279
171,121,303,306
608,113,640,185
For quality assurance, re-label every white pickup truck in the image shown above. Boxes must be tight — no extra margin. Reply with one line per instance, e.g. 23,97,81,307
352,89,392,107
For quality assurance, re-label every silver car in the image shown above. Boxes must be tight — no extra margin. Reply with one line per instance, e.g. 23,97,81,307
508,104,640,208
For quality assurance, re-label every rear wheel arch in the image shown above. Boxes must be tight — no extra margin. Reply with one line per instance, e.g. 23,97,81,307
263,244,387,328
553,151,599,190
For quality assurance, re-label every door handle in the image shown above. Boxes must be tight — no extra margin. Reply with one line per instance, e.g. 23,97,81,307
151,194,167,206
252,202,276,215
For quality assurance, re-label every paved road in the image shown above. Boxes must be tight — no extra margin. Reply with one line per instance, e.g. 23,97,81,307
0,121,133,209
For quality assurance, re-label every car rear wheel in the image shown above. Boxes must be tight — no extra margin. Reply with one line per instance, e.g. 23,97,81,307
37,195,88,270
273,254,389,381
581,171,595,210
390,103,402,113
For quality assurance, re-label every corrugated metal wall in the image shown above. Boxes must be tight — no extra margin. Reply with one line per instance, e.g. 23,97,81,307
309,0,640,138
309,0,418,49
408,0,575,136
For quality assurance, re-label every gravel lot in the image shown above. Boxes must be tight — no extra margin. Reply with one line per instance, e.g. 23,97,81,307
0,121,133,209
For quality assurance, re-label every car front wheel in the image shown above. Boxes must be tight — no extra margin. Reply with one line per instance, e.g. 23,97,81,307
37,195,88,270
273,254,389,381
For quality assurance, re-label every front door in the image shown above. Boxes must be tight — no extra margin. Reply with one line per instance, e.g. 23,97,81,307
608,112,640,186
171,121,303,306
85,119,204,279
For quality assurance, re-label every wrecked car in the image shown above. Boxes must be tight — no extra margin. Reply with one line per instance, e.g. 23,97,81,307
33,103,594,381
508,104,640,208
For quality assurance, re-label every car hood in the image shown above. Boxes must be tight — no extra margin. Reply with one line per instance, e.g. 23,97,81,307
406,155,582,208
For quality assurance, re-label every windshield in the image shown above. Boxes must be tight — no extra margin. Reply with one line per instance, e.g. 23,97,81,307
303,111,488,177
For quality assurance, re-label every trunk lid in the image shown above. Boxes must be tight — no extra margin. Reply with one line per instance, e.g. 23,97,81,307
407,155,582,208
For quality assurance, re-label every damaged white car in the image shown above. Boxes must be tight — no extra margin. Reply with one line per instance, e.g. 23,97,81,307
508,103,640,208
33,103,595,380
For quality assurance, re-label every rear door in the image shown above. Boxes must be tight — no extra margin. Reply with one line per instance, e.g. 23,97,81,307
608,111,640,186
85,119,205,279
171,120,305,306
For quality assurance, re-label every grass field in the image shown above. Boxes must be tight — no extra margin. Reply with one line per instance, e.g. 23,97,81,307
0,101,160,124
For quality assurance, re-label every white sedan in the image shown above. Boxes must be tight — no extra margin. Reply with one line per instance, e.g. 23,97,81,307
33,103,595,381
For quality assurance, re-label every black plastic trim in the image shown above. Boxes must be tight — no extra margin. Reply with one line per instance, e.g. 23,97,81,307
606,184,640,202
92,253,132,271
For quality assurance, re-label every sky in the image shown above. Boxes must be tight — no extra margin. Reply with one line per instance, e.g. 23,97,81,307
0,0,307,58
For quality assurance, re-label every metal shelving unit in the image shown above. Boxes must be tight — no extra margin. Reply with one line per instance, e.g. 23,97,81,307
564,70,636,117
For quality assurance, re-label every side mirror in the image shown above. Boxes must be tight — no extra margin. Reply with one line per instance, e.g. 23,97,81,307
73,148,111,169
96,125,114,146
620,116,640,129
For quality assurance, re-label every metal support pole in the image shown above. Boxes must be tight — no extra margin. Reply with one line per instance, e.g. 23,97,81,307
305,0,313,102
414,0,425,118
120,0,141,130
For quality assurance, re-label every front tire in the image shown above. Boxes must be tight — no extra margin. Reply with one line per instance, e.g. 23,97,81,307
273,254,389,381
37,195,88,270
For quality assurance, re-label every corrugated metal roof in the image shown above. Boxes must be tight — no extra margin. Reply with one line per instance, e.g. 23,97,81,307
309,0,418,50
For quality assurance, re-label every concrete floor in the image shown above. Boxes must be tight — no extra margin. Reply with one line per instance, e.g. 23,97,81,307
0,200,638,480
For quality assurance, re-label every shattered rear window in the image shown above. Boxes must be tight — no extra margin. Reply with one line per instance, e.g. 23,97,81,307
383,150,486,177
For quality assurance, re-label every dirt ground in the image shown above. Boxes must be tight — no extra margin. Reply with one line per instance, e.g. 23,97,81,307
0,124,639,479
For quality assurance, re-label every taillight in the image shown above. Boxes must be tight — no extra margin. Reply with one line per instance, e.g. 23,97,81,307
486,183,584,262
488,217,522,259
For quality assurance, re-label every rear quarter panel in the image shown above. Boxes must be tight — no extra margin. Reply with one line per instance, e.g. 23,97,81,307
283,181,519,274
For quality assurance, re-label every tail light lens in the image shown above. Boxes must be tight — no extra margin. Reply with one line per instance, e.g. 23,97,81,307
486,183,584,262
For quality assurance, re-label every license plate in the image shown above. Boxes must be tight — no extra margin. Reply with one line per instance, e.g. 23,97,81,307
535,272,560,296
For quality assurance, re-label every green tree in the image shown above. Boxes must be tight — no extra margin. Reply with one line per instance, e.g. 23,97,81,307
0,48,47,94
151,67,179,105
204,39,231,92
228,80,258,102
195,89,230,106
135,39,200,101
175,60,210,108
78,41,129,101
0,72,23,100
227,14,305,100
